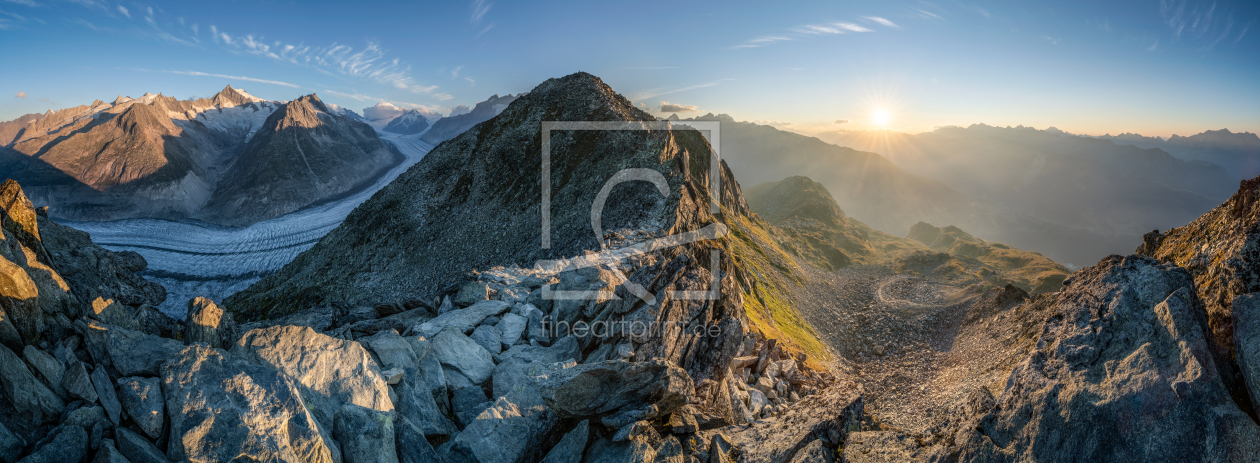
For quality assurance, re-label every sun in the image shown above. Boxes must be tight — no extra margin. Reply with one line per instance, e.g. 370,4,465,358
872,109,891,127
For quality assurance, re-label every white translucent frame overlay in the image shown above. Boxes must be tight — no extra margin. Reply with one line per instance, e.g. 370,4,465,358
539,120,724,303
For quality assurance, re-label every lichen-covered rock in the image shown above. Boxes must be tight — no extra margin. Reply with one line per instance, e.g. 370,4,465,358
162,345,339,463
944,255,1260,462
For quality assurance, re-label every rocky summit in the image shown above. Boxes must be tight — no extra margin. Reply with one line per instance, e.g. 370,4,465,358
1,70,1259,463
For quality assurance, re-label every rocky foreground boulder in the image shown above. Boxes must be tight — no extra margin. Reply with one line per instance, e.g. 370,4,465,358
929,255,1260,461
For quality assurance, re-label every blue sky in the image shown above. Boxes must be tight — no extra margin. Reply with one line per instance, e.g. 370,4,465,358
1,0,1257,137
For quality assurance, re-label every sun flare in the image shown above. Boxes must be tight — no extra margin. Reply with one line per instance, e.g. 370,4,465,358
872,109,890,127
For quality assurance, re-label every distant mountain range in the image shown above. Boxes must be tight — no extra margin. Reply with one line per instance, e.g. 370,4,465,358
1096,128,1260,180
419,94,518,145
0,86,401,226
790,123,1239,266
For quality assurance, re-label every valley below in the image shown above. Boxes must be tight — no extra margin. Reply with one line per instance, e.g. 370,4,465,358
55,133,433,318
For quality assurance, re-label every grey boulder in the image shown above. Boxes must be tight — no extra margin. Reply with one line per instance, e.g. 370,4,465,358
0,343,64,421
22,346,65,397
62,359,98,404
447,397,554,463
469,325,502,356
1233,293,1260,414
539,420,588,463
89,439,129,463
15,425,88,463
232,325,393,424
539,359,693,420
184,297,236,349
0,421,24,463
414,300,510,337
90,366,121,425
333,405,398,463
162,345,339,463
116,377,164,439
431,328,495,387
113,428,168,463
946,256,1260,462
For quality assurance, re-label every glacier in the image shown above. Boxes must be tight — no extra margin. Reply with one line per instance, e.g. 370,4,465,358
57,133,433,319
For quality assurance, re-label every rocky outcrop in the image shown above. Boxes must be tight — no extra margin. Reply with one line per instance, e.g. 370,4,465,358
935,255,1260,461
162,345,341,463
1137,176,1260,413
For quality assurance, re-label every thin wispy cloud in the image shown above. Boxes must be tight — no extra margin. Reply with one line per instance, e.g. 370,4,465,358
733,19,873,49
14,91,26,98
835,22,871,32
470,0,494,36
862,16,901,30
911,9,944,21
470,0,491,25
116,5,129,18
4,0,39,7
834,119,849,124
324,90,373,101
1043,36,1060,45
167,70,300,88
730,36,792,49
1159,0,1248,50
628,79,731,101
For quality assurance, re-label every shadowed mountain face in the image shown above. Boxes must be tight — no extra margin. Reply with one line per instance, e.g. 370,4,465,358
0,86,401,226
